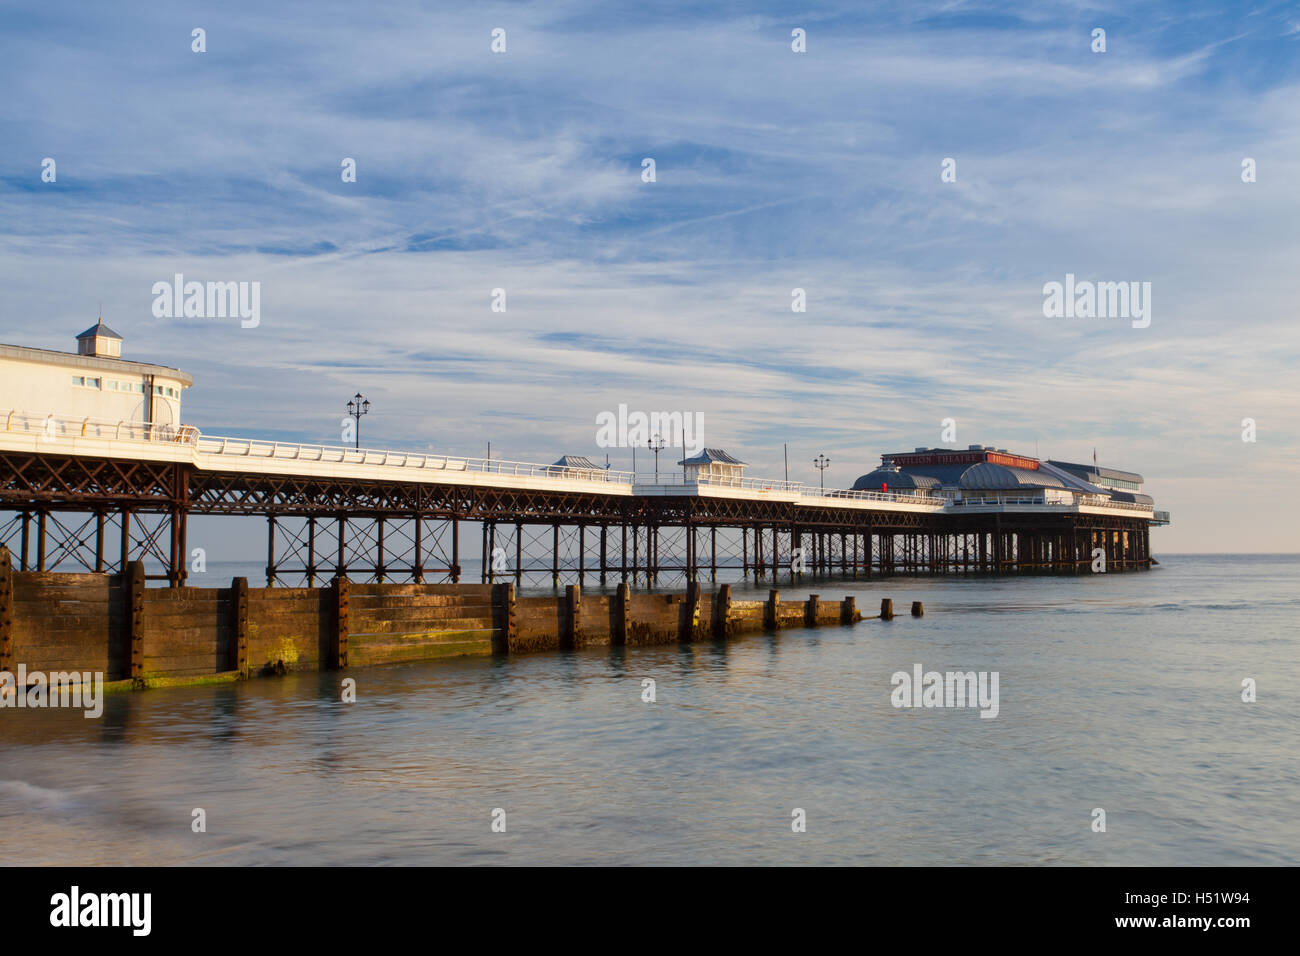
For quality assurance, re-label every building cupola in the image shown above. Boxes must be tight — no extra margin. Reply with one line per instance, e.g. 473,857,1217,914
75,316,123,358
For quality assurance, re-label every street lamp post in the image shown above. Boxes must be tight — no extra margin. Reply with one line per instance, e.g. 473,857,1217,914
814,453,830,491
648,434,666,483
346,392,370,450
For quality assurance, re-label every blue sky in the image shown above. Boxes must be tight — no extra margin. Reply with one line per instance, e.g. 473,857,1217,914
2,0,1298,551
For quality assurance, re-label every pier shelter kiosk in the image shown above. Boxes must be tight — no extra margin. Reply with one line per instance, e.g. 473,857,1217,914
677,448,748,484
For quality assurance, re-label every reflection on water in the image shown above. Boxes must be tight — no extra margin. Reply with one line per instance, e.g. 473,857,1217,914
2,555,1298,865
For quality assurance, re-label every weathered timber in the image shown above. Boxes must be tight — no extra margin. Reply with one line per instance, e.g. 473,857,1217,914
491,582,515,654
332,575,349,669
127,560,145,685
232,576,249,676
3,568,898,688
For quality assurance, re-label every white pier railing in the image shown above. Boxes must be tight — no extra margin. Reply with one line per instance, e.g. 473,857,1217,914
195,434,636,484
949,494,1155,514
634,472,805,494
800,486,948,507
2,409,199,444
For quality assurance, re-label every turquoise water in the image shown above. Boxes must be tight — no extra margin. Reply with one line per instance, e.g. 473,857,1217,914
2,555,1297,865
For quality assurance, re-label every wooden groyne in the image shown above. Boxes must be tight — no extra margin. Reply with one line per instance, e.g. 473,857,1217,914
0,546,876,689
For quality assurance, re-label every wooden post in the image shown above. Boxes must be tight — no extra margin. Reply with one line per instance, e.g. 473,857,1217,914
563,584,581,649
880,597,894,621
127,560,145,685
805,593,819,627
332,574,349,669
492,582,516,655
840,595,856,624
714,583,732,638
614,581,630,645
232,576,249,676
766,588,780,629
911,601,924,617
0,546,12,675
682,581,701,641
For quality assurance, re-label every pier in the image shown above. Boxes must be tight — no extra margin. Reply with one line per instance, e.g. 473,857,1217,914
0,410,1166,587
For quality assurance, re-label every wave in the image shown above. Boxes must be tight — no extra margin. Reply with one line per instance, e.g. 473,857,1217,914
0,779,82,810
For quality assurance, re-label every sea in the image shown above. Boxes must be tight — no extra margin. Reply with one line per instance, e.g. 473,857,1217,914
2,554,1296,866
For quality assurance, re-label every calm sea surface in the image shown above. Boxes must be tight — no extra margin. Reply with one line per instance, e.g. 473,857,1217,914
3,554,1297,866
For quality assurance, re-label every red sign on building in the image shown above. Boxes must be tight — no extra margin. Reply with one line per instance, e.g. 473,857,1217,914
886,449,1039,471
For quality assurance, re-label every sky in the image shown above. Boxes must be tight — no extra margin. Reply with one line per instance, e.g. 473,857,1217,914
2,0,1298,552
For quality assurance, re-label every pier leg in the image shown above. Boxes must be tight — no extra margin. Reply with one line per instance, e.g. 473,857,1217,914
337,515,346,578
516,521,523,585
552,523,560,588
308,516,318,587
120,509,131,575
171,505,187,588
451,516,460,583
412,514,422,583
19,511,30,571
266,514,276,587
651,524,658,586
687,523,696,582
94,511,105,574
